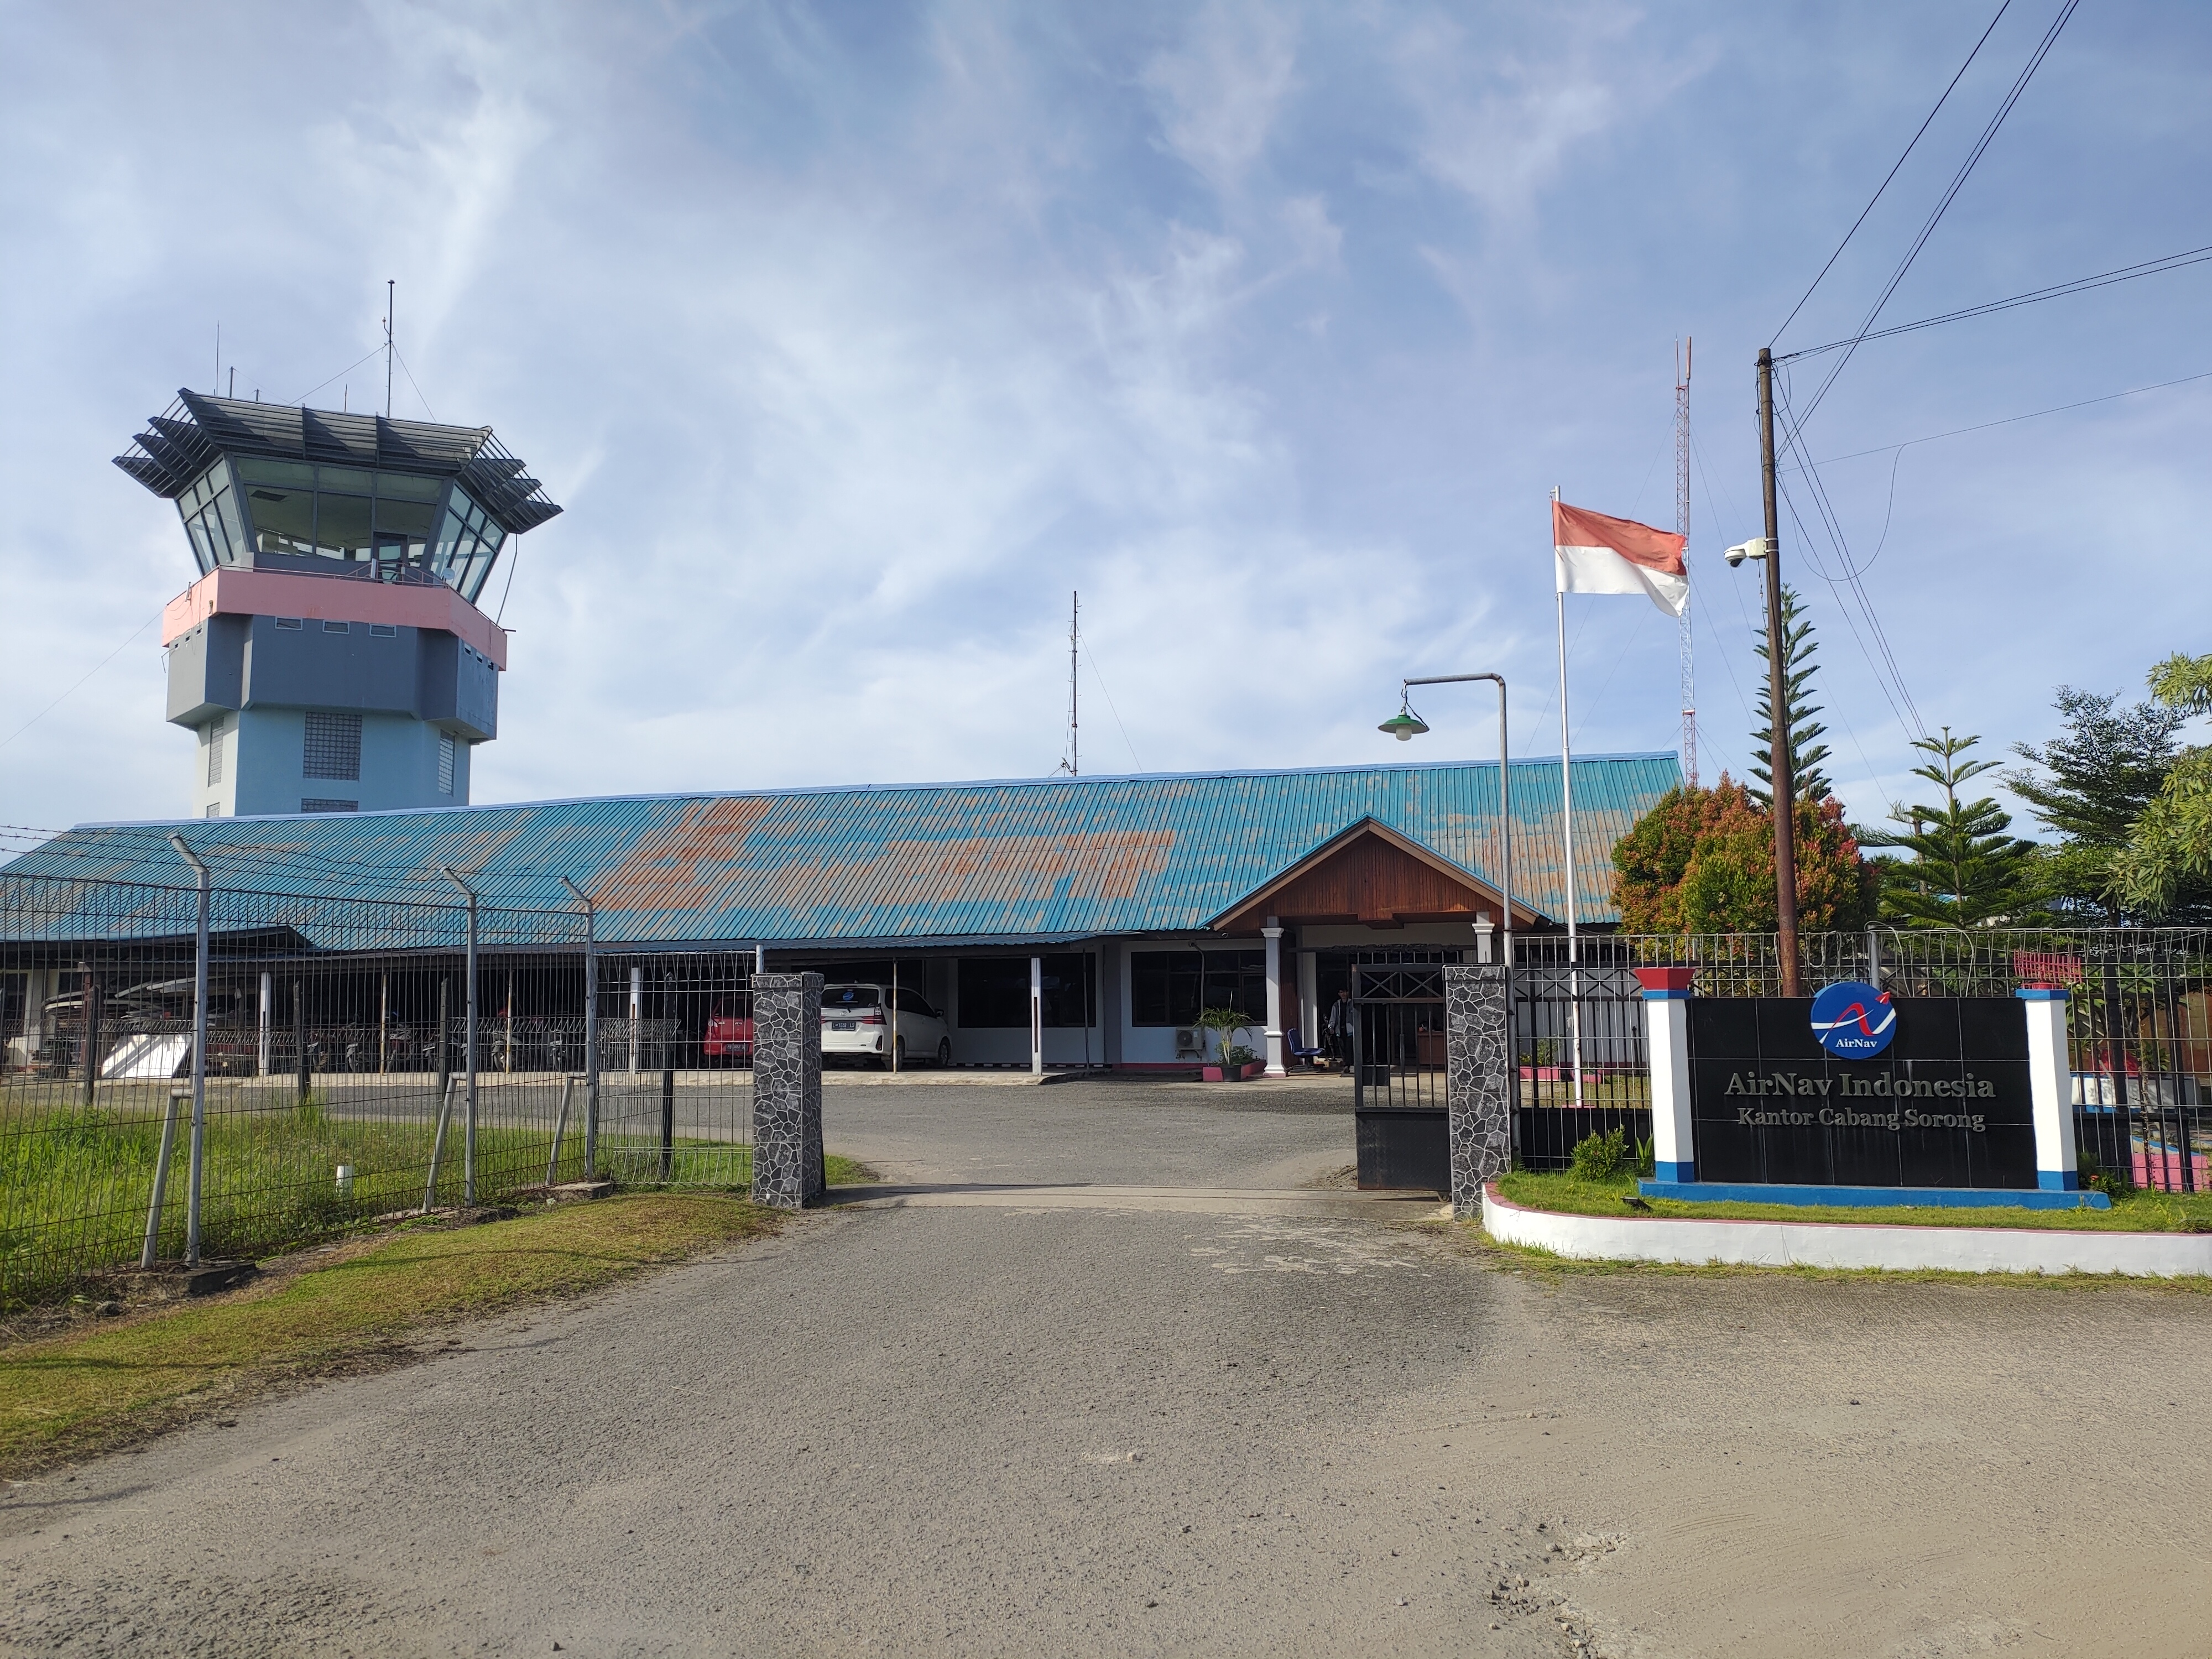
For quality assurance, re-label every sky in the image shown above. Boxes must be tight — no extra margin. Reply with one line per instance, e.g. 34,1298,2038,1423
2,0,2208,840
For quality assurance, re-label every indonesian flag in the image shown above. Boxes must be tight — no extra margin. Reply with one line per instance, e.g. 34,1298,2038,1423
1553,500,1688,617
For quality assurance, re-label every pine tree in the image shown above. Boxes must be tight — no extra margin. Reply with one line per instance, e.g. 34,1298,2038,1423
1862,729,2037,927
1747,585,1833,807
2005,685,2187,919
2112,651,2212,920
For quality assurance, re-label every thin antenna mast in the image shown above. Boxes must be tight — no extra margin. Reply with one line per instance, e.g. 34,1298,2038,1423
384,280,395,419
1067,591,1079,777
1675,337,1697,788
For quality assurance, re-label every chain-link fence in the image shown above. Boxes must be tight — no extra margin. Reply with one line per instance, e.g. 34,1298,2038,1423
0,873,758,1308
1509,927,2211,1181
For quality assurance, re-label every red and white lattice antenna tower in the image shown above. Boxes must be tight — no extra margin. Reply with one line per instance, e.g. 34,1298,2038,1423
1675,336,1697,789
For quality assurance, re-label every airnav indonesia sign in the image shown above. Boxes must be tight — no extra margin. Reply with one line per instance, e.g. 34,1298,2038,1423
1687,996,2037,1191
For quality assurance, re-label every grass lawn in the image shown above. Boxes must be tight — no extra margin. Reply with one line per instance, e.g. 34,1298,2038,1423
0,1191,786,1477
1495,1168,2212,1233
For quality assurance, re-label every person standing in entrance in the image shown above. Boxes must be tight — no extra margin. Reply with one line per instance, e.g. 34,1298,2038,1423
1326,989,1353,1068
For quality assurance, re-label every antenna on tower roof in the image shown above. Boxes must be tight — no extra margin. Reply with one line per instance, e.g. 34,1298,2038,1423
384,280,395,419
1055,591,1079,778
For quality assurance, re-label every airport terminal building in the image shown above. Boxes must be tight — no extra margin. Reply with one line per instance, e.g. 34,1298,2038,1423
8,755,1677,1072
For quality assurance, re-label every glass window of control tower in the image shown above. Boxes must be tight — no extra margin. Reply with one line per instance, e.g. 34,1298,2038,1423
428,488,508,602
175,460,249,576
234,462,474,588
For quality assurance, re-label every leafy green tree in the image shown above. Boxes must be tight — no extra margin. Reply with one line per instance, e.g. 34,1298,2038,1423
1863,729,2037,927
1748,585,1834,807
2006,686,2188,919
1612,776,1877,933
2112,652,2212,919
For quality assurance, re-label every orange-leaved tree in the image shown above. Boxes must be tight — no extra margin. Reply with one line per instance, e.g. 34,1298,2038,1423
1612,776,1878,935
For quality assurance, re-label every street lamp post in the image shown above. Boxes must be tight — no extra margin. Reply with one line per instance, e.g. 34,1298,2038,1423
1378,673,1514,970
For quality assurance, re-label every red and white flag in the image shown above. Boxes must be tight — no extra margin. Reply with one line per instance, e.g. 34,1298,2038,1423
1552,500,1688,617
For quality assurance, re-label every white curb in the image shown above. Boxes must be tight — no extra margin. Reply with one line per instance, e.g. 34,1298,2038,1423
1481,1183,2212,1277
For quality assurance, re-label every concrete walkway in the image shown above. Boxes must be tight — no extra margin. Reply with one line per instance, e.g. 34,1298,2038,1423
4,1080,2209,1657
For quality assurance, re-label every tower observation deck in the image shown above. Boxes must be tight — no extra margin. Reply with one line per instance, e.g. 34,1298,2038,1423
116,392,561,817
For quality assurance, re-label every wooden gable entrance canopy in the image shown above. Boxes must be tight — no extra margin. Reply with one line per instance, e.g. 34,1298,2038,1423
1207,816,1543,933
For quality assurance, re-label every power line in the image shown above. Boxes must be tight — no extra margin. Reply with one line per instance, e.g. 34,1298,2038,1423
1770,0,2016,347
390,343,439,422
286,345,387,408
1803,367,2212,465
1780,244,2212,364
1795,0,2081,432
0,612,165,756
1079,643,1143,773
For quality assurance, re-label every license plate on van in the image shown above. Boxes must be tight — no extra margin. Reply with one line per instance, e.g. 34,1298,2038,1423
830,1020,857,1031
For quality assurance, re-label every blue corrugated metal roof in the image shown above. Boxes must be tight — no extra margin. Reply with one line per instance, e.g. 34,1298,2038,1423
4,755,1680,947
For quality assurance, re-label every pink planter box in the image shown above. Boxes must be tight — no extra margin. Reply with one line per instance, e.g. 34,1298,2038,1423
2133,1150,2211,1191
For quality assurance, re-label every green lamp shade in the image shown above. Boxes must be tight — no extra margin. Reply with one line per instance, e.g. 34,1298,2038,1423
1378,709,1430,742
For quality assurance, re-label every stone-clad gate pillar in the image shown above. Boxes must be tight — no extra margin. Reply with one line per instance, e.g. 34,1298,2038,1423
1444,963,1511,1220
751,972,825,1209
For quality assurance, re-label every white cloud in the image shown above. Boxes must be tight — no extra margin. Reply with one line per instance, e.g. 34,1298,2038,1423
0,0,2206,844
1142,0,1301,195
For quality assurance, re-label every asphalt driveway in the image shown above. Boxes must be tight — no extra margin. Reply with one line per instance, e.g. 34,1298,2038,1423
4,1078,2208,1657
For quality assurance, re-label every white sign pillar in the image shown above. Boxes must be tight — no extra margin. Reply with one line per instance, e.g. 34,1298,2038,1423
2019,988,2081,1191
1637,968,1695,1183
1261,921,1286,1077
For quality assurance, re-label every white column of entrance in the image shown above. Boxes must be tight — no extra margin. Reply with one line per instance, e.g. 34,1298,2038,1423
1029,957,1043,1077
628,966,643,1074
1262,919,1286,1076
257,972,273,1076
1297,950,1319,1049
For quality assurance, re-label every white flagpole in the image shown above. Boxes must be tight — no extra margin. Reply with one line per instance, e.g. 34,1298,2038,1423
1553,489,1585,1110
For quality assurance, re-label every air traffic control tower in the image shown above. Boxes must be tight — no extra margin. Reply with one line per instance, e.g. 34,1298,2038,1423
116,393,560,817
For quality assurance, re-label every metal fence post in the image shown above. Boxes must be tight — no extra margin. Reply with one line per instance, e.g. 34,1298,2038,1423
560,878,599,1181
660,1066,676,1181
140,1089,184,1268
294,979,309,1103
442,867,479,1206
168,836,212,1267
258,971,272,1076
80,963,101,1106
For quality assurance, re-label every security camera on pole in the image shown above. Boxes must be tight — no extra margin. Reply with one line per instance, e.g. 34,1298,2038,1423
1725,349,1803,998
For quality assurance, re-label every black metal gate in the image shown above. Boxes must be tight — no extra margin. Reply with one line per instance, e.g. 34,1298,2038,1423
1350,959,1449,1191
1510,937,1653,1172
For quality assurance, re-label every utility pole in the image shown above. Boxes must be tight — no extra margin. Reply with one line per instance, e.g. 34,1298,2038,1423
1756,347,1802,996
1676,338,1696,788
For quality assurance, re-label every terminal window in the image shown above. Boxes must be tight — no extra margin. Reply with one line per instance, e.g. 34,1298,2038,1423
956,954,1095,1028
204,715,227,786
302,712,362,781
1130,950,1266,1026
437,733,456,795
300,798,358,813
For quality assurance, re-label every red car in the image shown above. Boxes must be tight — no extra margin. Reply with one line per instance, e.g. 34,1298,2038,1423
703,999,754,1063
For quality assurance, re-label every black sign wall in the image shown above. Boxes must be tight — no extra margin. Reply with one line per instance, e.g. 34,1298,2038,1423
1688,998,2036,1190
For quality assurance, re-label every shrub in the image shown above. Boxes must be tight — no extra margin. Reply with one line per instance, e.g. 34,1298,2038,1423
2080,1152,2132,1199
1570,1128,1632,1183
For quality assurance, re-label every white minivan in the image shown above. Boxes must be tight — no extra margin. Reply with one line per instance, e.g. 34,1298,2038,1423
820,983,952,1069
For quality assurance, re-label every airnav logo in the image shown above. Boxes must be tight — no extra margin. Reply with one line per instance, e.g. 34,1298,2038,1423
1810,980,1895,1058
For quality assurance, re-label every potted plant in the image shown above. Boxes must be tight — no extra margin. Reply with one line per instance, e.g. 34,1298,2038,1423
1195,1006,1253,1081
